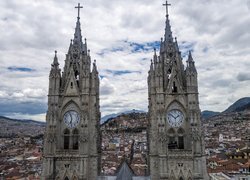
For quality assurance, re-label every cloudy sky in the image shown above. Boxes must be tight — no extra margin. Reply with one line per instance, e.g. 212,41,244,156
0,0,250,121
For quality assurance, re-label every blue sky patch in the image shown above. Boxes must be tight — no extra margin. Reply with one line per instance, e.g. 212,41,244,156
8,66,35,72
106,70,141,76
126,40,161,53
179,41,196,58
203,47,209,53
96,47,125,57
97,40,161,56
100,75,106,79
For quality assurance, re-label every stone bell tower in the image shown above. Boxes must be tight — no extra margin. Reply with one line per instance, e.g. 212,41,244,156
42,3,101,180
148,1,208,179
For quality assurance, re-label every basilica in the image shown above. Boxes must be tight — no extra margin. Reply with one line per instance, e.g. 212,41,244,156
42,2,208,180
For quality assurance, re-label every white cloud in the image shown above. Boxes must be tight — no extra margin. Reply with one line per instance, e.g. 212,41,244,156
0,90,8,98
23,88,46,98
12,92,25,98
5,113,46,122
0,0,250,120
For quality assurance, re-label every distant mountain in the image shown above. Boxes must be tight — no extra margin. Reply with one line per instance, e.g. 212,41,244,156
0,116,45,125
223,97,250,113
0,116,45,137
201,110,220,119
101,109,146,124
201,97,250,120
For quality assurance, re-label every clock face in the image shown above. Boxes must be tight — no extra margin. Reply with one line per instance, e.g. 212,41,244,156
167,109,184,127
63,110,80,128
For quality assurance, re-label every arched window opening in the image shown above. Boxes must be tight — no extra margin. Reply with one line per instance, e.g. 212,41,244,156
168,136,177,149
72,129,79,150
168,128,177,149
172,81,178,93
168,128,175,135
177,128,185,135
178,136,184,149
177,128,185,149
64,129,70,149
75,71,80,87
64,177,69,180
179,177,184,180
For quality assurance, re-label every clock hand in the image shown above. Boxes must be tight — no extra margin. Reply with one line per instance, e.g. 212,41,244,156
69,113,73,127
170,114,175,118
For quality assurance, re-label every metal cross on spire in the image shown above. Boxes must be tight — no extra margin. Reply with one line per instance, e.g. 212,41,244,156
163,0,171,16
75,3,83,19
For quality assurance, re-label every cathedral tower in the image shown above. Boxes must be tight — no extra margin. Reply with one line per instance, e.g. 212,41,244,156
42,3,101,180
148,1,208,179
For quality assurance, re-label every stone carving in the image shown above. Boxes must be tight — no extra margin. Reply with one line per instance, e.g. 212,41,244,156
42,4,100,179
148,2,208,179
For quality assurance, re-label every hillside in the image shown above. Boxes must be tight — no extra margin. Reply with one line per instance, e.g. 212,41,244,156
223,97,250,113
202,97,250,120
101,109,146,124
0,116,45,137
101,111,148,130
201,111,220,119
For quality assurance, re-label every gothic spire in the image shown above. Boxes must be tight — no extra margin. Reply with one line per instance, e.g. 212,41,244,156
163,1,173,43
92,60,98,76
186,51,197,73
150,59,153,71
50,50,60,77
187,51,193,62
174,37,179,52
52,50,59,67
73,15,83,46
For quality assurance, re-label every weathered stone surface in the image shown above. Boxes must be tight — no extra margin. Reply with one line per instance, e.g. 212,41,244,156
147,4,209,180
42,4,100,180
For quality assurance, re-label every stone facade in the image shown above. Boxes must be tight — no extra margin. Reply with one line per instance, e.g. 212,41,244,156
41,6,101,180
41,2,209,180
147,4,209,180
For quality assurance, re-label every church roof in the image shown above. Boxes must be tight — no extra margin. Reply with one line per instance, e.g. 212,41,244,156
116,161,134,180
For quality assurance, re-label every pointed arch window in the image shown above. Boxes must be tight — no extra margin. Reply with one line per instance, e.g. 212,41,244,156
168,128,177,149
64,177,69,180
72,129,79,150
178,128,185,149
64,129,70,149
179,177,184,180
178,136,184,149
172,81,178,93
